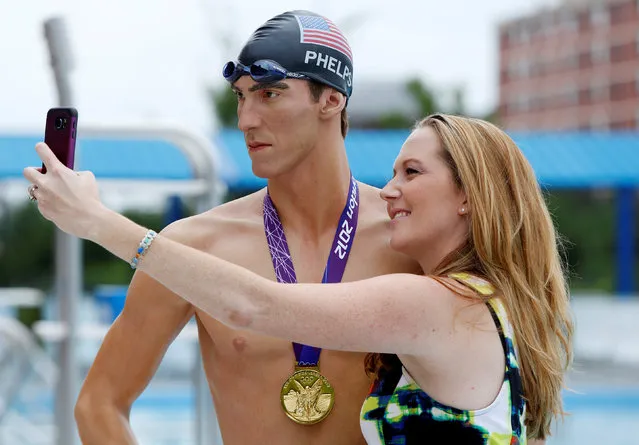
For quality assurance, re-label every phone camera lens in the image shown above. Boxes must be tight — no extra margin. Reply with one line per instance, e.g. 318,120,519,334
54,117,67,130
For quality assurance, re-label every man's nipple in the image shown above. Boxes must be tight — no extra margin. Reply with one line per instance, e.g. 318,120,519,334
232,336,247,353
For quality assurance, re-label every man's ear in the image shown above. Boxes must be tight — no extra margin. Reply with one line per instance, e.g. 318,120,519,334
319,88,346,121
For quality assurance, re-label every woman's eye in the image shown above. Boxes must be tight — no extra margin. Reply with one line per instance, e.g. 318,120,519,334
406,168,419,175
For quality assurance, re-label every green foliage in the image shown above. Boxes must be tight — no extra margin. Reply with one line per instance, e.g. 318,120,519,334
82,210,166,290
210,86,238,128
373,78,502,128
376,78,453,129
449,87,467,116
544,189,630,292
481,107,500,125
0,204,165,292
0,203,55,289
377,111,415,129
406,78,441,117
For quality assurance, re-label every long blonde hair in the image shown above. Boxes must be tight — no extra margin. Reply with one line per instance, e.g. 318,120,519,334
365,114,573,440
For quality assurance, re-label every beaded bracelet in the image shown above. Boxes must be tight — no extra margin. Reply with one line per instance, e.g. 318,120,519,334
130,229,157,269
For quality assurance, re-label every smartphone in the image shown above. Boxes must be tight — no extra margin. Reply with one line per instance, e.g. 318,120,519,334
42,107,78,173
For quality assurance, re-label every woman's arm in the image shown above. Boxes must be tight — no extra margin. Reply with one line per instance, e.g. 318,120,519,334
88,209,471,357
24,143,475,358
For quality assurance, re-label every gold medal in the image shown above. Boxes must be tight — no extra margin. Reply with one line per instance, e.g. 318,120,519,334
280,366,335,425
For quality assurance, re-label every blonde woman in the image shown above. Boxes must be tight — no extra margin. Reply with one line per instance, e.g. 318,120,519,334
25,113,572,444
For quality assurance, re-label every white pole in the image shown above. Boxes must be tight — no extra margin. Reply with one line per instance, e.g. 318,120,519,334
43,16,81,445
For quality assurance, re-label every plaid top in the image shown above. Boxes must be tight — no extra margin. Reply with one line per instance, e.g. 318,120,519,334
360,273,527,444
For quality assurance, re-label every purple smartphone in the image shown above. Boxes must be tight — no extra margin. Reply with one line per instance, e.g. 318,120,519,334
42,107,78,174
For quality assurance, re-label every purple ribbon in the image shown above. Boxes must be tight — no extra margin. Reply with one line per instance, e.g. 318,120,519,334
263,174,359,367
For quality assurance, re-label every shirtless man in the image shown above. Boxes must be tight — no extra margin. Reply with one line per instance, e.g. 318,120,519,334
73,10,421,444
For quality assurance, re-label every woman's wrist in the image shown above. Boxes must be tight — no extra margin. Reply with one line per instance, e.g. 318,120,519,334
88,204,149,263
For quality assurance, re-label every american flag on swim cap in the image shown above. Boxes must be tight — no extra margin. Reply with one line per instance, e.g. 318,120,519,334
295,15,353,62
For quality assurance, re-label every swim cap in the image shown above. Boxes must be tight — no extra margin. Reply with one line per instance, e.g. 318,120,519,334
235,10,353,97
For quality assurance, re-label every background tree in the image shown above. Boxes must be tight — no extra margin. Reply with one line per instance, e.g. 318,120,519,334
210,87,238,128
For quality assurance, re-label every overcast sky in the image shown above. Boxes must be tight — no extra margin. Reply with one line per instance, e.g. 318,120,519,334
2,0,560,136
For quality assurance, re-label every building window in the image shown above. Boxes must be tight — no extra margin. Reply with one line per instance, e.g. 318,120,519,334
528,19,540,38
507,59,531,79
564,84,578,106
579,51,592,69
509,94,530,113
591,78,609,101
543,13,556,37
591,42,609,63
529,94,541,111
517,59,530,78
508,61,518,79
619,120,635,130
578,10,590,31
529,62,539,77
564,117,579,130
508,28,517,44
590,112,609,131
500,32,509,50
566,53,579,69
500,68,509,85
591,3,609,26
610,2,628,25
508,26,529,44
560,10,578,31
610,82,633,101
516,94,530,112
611,43,633,63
